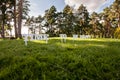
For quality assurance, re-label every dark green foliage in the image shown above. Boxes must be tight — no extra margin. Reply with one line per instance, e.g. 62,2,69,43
62,5,75,36
0,38,120,80
44,6,57,37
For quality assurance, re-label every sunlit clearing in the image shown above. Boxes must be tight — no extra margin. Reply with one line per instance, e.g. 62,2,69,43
49,37,60,39
0,39,3,41
31,40,47,44
77,38,120,42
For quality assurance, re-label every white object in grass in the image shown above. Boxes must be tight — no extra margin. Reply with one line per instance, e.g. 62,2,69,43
73,34,78,40
22,34,49,45
60,34,67,43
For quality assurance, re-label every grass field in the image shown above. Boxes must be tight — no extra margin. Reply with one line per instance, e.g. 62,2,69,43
0,38,120,80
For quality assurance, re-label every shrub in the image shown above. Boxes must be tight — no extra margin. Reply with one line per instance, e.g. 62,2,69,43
114,27,120,39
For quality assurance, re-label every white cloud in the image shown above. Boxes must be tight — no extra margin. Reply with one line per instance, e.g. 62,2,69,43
64,0,107,13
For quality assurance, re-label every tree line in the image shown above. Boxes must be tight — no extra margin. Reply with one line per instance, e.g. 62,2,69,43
0,0,120,38
0,0,30,38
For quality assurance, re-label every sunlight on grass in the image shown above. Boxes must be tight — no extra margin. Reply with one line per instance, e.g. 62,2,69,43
31,40,47,44
60,37,120,42
79,38,120,42
56,42,107,49
49,37,60,39
0,39,3,41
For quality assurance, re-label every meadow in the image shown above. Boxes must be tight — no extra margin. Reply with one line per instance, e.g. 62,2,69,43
0,38,120,80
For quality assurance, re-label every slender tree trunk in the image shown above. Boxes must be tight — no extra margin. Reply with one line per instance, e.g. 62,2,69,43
14,0,18,38
107,20,111,38
118,13,120,27
50,24,53,36
1,14,5,38
39,26,41,34
18,0,23,38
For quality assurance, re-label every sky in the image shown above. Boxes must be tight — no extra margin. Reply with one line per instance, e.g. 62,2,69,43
29,0,115,17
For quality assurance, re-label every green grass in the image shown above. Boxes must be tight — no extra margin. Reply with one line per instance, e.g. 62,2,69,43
0,38,120,80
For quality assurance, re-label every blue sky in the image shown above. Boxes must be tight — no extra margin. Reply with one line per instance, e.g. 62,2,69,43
29,0,115,17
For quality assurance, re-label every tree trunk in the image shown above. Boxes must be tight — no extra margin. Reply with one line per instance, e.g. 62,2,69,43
18,0,23,38
14,0,18,38
50,24,53,36
118,13,120,27
1,14,5,38
39,26,41,34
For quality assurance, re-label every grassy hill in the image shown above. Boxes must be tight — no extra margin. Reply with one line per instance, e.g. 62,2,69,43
0,38,120,80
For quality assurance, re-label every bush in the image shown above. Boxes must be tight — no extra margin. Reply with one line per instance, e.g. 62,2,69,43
114,27,120,39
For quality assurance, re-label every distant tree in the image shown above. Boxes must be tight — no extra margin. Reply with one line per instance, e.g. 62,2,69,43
100,0,120,38
55,12,64,36
25,16,35,34
44,6,57,36
102,7,112,38
90,12,102,38
75,4,89,35
25,15,44,34
62,5,75,36
111,0,120,27
35,15,44,34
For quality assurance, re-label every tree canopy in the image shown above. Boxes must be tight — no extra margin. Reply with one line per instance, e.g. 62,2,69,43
0,0,120,38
